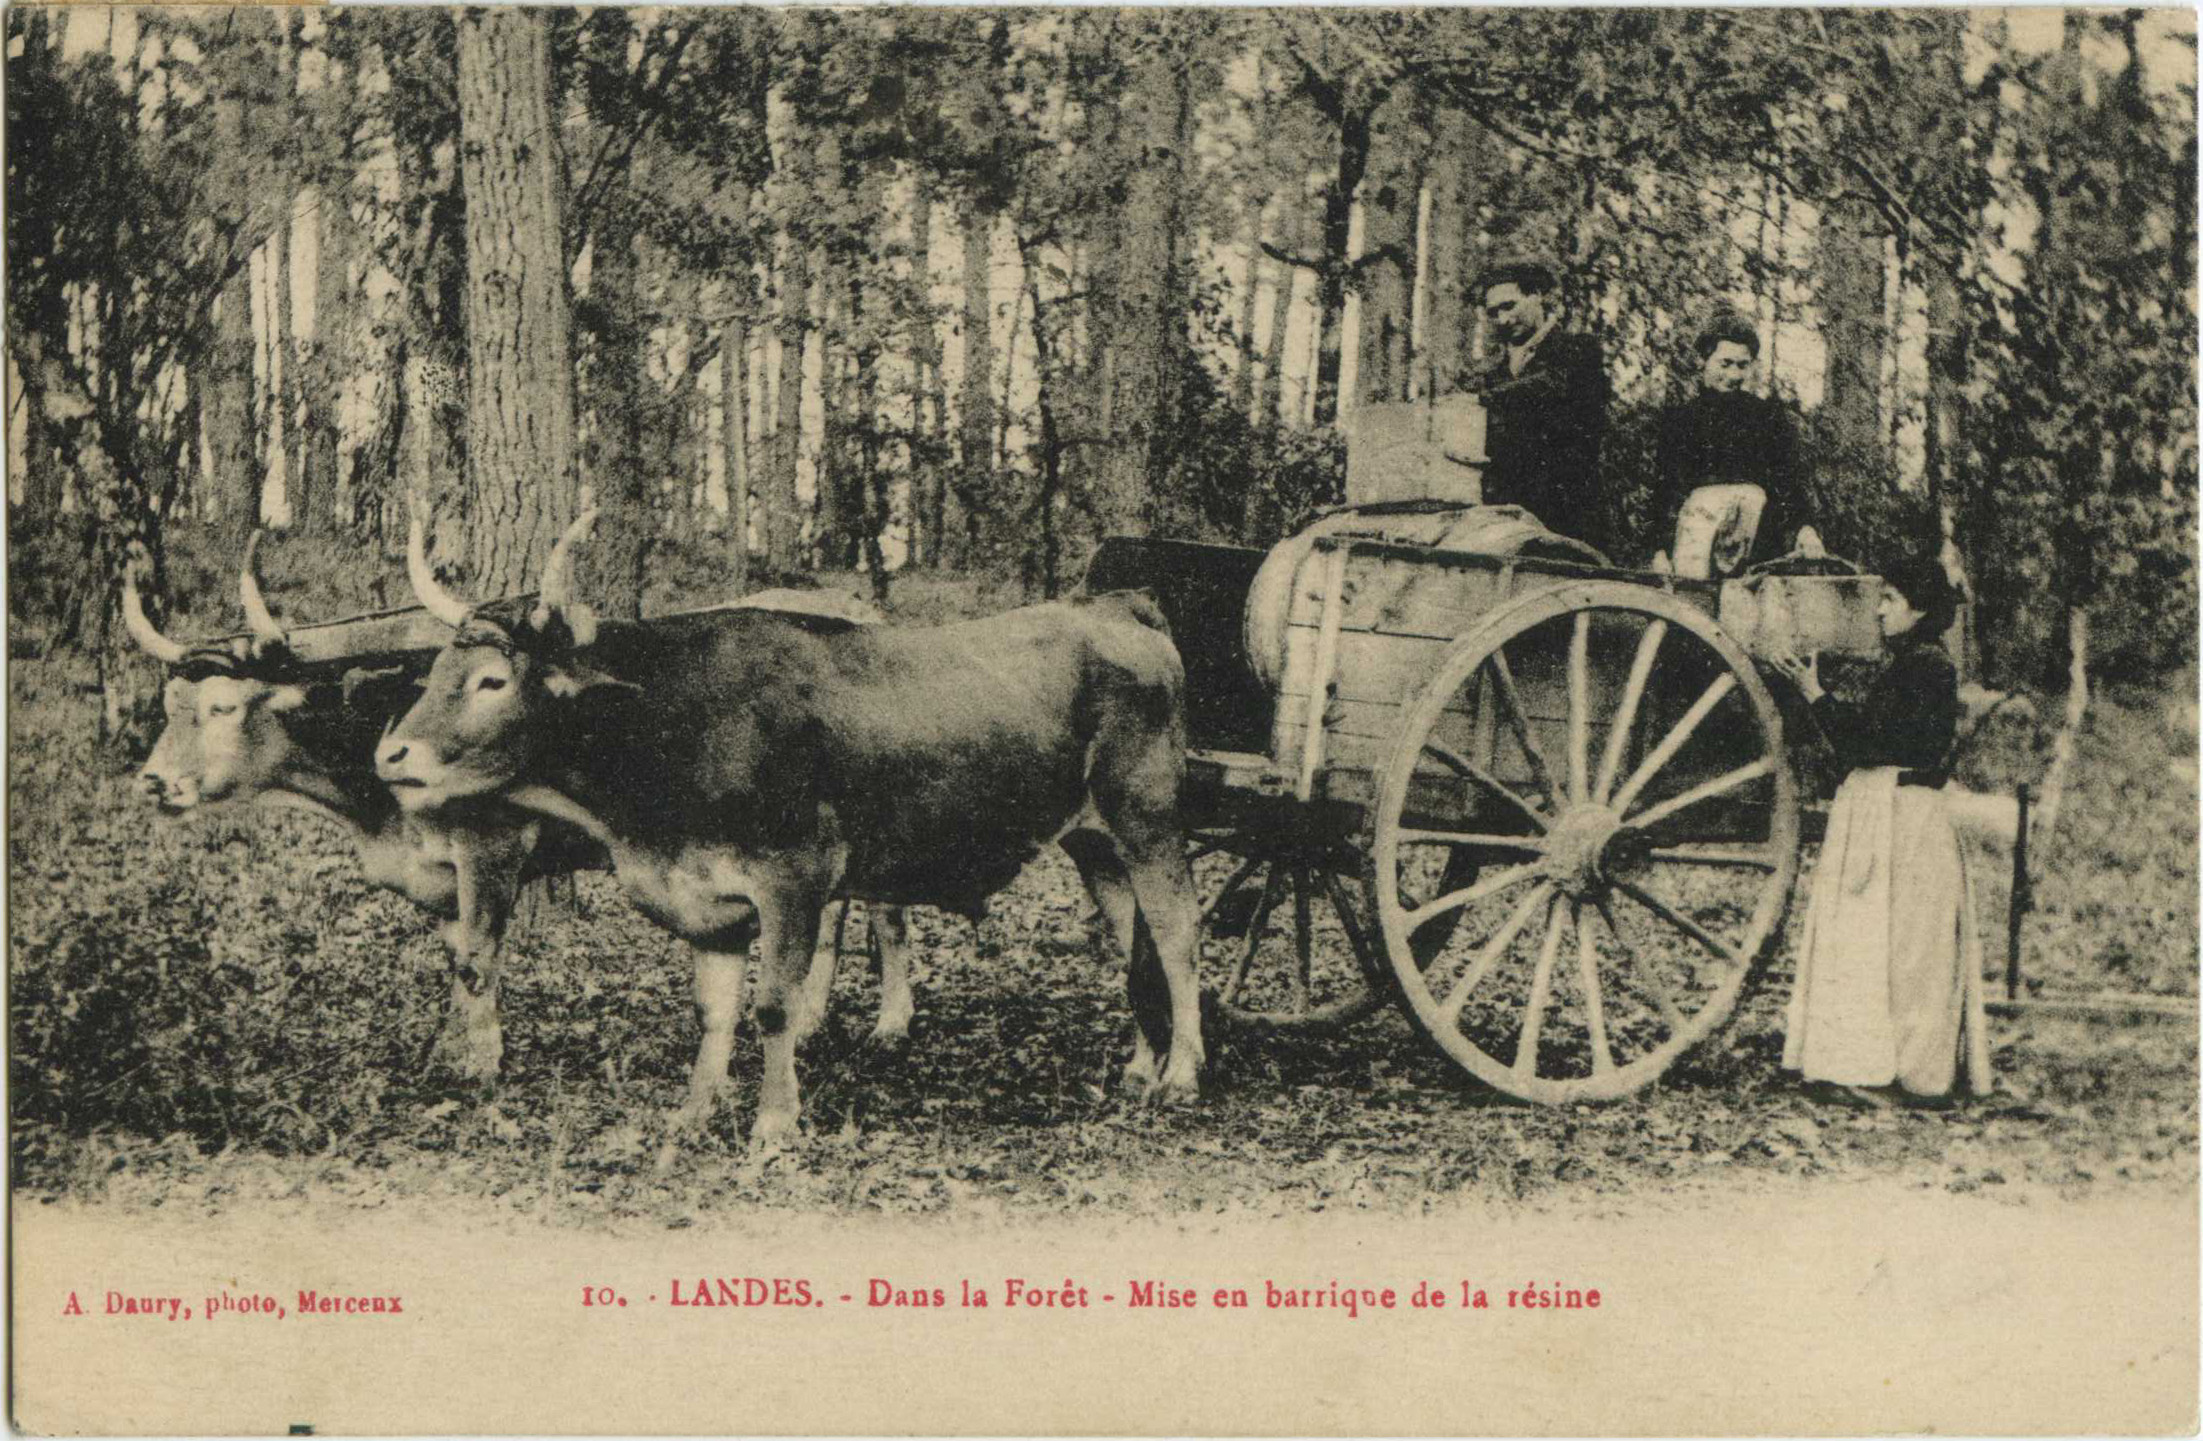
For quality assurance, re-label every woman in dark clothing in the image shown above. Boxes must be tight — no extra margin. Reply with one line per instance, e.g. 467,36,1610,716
1769,552,1990,1105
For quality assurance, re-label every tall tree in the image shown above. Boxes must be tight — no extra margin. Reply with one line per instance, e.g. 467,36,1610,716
454,8,579,595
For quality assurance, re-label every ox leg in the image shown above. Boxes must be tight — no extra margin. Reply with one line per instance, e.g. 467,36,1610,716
1062,832,1166,1097
438,843,527,1085
1085,711,1204,1100
1123,847,1204,1100
867,906,914,1047
792,899,850,1045
751,895,825,1149
673,945,748,1134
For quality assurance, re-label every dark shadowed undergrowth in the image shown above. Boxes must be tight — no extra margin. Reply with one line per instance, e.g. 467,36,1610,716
8,567,2196,1223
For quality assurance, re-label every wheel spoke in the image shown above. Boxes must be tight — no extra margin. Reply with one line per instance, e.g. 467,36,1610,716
1198,853,1266,928
1400,861,1540,933
1398,828,1547,856
1613,878,1748,974
1594,619,1666,804
1223,863,1289,1003
1420,738,1550,830
1610,672,1739,816
1513,895,1568,1079
1484,650,1564,814
1643,845,1780,872
1566,610,1591,803
1623,758,1776,833
1291,867,1313,1015
1322,873,1377,970
1592,896,1687,1032
1437,882,1553,1026
1572,900,1616,1076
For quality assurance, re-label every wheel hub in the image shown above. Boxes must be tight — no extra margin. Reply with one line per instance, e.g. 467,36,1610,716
1541,806,1623,897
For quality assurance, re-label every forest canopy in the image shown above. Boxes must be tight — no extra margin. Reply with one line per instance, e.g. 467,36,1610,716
6,6,2194,689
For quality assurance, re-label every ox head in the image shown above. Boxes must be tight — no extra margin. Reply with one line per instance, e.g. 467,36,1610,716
128,536,314,811
378,503,631,812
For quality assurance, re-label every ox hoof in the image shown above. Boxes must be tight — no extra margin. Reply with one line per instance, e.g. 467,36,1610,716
747,1110,801,1160
431,1031,503,1088
1149,1069,1203,1107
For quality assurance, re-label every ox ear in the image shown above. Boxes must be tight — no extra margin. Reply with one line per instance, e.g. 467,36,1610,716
264,683,310,714
542,662,638,703
341,664,416,710
528,599,599,651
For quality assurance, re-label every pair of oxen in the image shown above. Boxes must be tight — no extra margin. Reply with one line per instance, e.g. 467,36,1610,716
125,511,1203,1151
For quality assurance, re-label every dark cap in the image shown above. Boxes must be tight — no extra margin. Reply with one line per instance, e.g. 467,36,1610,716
1693,308,1760,359
1474,256,1558,299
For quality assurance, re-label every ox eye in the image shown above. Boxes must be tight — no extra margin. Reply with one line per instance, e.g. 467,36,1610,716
208,703,239,718
474,675,507,694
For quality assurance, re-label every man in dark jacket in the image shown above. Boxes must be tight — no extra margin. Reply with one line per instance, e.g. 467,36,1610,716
1652,311,1822,574
1463,259,1609,543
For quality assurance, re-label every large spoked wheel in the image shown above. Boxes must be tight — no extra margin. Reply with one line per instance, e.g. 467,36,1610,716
1191,822,1481,1033
1370,581,1800,1103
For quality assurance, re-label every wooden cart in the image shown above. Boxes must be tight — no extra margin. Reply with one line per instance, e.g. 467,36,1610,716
1087,511,1886,1104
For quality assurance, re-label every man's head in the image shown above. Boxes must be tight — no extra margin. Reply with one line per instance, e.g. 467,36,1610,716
126,537,312,811
379,508,631,812
1693,312,1760,394
1476,259,1557,348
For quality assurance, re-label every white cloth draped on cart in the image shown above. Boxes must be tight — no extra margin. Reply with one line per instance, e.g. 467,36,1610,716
1783,766,1993,1095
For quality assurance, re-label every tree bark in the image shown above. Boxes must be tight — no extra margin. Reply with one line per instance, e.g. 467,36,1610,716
1091,18,1195,537
907,176,950,567
455,8,580,597
584,158,653,619
1353,92,1419,407
770,235,808,575
722,317,750,591
206,83,259,546
270,193,297,528
1817,192,1890,477
1259,202,1299,436
955,194,995,563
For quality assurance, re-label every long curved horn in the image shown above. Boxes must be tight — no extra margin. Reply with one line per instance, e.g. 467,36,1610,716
238,531,288,645
537,507,599,609
121,554,188,664
406,501,473,626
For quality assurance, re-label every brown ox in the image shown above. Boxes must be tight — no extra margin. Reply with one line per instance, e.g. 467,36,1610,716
128,539,913,1080
376,512,1201,1149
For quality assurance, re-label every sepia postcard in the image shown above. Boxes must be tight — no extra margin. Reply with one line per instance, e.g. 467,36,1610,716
7,4,2197,1434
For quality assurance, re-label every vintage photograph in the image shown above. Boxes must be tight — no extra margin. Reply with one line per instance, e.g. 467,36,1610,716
7,5,2197,1433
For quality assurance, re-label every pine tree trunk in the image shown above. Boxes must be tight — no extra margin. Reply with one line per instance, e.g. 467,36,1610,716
1232,196,1263,418
585,161,653,620
455,8,579,597
907,177,950,567
270,194,299,530
722,318,750,591
771,237,808,575
1260,202,1298,435
956,196,995,563
1354,97,1418,408
1423,111,1482,396
1818,192,1890,477
1091,19,1193,538
206,83,259,549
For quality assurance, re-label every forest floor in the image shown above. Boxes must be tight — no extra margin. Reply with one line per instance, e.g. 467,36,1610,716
7,544,2196,1226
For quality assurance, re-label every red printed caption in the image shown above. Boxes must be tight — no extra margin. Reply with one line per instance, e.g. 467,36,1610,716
577,1277,1604,1317
60,1288,405,1322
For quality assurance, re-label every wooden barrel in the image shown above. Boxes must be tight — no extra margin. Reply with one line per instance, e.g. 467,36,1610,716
1243,502,1607,689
